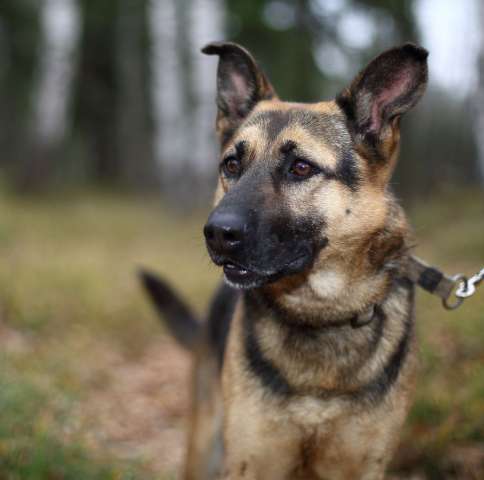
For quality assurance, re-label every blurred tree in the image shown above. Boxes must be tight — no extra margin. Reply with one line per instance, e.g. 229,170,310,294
352,0,417,40
227,0,328,102
0,0,41,182
475,0,484,184
116,0,157,188
396,88,478,198
188,0,226,199
149,0,223,206
149,0,189,202
14,0,80,191
72,0,120,184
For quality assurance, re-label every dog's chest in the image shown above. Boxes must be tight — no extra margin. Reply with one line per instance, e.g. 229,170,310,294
285,394,346,428
285,395,396,476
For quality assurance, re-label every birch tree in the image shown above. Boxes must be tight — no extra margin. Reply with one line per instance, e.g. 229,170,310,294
34,0,80,146
11,0,80,189
475,0,484,184
149,0,224,205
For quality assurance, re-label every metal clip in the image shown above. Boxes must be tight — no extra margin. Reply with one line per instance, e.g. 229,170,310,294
443,267,484,310
442,274,466,310
455,268,484,298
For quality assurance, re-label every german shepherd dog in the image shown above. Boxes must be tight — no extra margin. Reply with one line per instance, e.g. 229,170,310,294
141,41,428,479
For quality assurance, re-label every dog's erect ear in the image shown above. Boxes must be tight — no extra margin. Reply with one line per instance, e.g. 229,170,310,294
202,41,277,144
337,43,428,158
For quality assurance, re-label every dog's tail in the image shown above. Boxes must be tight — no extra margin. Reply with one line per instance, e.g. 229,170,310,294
139,269,201,350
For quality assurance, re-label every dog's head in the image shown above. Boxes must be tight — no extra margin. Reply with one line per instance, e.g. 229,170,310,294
202,42,428,289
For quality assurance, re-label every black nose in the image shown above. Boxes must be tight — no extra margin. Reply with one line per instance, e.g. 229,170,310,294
204,210,246,255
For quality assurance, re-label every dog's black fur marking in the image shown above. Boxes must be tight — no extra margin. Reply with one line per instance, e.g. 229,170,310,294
234,140,246,160
243,299,294,397
263,110,293,144
336,150,360,190
367,305,387,356
207,283,239,369
221,127,237,148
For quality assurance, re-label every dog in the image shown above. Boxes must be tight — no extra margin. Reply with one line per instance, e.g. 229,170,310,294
142,41,428,479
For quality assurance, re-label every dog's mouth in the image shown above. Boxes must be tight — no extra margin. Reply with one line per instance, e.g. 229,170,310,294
207,236,328,290
220,251,314,290
223,262,261,287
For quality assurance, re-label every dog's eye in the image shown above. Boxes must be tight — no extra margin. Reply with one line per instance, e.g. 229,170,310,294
289,159,315,179
222,157,242,177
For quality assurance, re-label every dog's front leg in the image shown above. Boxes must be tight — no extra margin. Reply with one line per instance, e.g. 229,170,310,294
222,407,302,480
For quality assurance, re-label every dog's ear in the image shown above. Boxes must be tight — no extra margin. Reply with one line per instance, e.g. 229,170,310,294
202,41,277,144
337,43,428,160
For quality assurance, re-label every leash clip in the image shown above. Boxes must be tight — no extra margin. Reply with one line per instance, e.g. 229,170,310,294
455,268,484,298
407,256,483,311
442,274,466,310
443,267,484,310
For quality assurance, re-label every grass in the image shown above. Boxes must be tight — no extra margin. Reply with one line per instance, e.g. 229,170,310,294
0,187,482,479
0,362,150,480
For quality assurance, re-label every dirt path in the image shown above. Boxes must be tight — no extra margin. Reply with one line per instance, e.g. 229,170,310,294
76,339,191,476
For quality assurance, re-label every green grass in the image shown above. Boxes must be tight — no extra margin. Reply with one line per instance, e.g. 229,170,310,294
0,188,482,478
0,363,151,480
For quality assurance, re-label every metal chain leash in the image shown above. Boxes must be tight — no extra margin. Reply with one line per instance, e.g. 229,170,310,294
443,267,484,310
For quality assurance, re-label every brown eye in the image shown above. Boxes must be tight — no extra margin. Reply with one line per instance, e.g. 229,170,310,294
223,157,241,177
289,160,314,178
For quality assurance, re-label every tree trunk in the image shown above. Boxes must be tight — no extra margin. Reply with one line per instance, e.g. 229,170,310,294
474,0,484,184
187,0,225,200
73,0,119,184
116,0,157,189
16,0,80,191
0,1,41,188
148,0,224,208
148,0,186,202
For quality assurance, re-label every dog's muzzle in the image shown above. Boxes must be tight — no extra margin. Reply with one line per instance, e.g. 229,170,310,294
203,208,259,286
204,207,321,289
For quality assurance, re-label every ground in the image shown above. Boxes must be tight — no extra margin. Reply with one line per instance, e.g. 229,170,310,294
0,188,483,479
